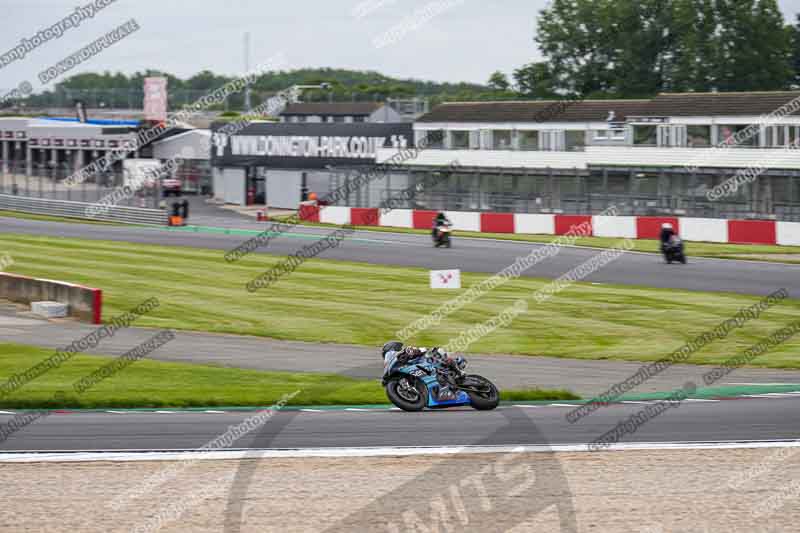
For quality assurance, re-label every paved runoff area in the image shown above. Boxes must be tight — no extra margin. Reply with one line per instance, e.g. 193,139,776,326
1,446,798,532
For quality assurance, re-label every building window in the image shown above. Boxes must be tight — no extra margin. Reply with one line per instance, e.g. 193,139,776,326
353,116,366,123
765,126,788,147
718,125,757,147
519,131,539,151
333,116,346,123
451,130,470,149
687,126,711,147
565,130,586,151
633,125,658,145
492,130,513,150
424,130,445,149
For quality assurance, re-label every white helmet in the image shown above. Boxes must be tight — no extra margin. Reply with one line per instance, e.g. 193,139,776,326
662,223,673,230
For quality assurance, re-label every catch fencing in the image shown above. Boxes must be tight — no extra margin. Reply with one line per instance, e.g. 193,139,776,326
0,193,168,225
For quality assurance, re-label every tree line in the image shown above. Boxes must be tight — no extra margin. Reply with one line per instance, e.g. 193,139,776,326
492,0,800,99
10,0,800,111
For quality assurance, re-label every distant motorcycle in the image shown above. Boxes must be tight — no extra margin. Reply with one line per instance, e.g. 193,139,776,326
433,222,452,248
382,347,499,411
663,235,687,264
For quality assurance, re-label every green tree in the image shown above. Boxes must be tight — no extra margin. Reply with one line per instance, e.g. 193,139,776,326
665,0,719,92
535,0,795,96
536,0,618,95
487,71,511,91
512,62,557,98
713,0,794,91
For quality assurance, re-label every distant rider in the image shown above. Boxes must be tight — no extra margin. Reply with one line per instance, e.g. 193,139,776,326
382,342,460,400
660,223,676,251
432,212,451,240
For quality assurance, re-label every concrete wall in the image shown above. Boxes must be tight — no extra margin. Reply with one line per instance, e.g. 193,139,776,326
0,273,102,323
301,206,799,246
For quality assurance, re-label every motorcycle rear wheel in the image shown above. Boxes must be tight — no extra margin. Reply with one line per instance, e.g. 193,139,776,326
386,377,428,412
462,374,500,411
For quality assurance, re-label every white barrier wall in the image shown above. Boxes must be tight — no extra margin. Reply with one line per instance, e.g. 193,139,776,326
514,213,555,235
681,218,729,243
320,206,351,225
445,210,481,232
380,209,414,228
593,216,637,238
777,222,800,246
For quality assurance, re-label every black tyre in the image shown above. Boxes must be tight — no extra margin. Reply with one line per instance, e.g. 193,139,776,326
463,374,500,411
386,377,428,412
680,255,687,264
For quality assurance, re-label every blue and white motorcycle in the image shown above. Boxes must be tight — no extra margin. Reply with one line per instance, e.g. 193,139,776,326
381,344,500,412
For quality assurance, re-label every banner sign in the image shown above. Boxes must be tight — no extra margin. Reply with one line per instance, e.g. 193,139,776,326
143,77,168,122
210,122,413,169
430,269,461,289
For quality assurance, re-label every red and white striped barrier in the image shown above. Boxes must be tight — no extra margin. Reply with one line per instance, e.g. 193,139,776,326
302,206,800,246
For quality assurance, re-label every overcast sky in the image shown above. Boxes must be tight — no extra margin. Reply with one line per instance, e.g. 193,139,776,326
1,0,798,94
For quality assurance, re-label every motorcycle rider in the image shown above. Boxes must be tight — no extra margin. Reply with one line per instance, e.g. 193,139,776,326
661,222,676,249
660,223,676,251
432,212,452,242
382,342,461,401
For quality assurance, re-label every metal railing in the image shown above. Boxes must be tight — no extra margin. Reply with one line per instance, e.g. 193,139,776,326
0,194,168,225
367,189,800,221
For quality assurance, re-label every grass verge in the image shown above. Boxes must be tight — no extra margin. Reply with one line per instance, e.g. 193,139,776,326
0,343,577,408
270,215,800,263
0,233,799,368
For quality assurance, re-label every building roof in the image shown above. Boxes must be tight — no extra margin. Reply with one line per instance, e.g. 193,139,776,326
640,91,800,117
417,100,654,123
281,102,385,116
417,91,800,123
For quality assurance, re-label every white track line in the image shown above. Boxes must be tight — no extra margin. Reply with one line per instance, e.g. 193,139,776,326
3,440,800,463
683,398,720,402
0,411,15,415
204,410,226,414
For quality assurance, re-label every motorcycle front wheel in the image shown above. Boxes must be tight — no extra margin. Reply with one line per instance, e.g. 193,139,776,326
386,377,428,412
462,374,500,411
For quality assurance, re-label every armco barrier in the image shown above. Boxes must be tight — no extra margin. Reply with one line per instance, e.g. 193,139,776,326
0,194,168,225
0,273,102,324
300,205,800,246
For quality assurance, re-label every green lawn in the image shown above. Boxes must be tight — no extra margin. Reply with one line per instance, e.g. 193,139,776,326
0,233,799,368
271,216,800,263
0,344,576,408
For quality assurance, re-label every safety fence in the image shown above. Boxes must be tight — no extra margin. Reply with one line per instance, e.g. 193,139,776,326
0,193,168,225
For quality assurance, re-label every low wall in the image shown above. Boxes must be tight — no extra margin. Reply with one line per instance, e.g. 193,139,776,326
0,273,102,324
310,207,800,246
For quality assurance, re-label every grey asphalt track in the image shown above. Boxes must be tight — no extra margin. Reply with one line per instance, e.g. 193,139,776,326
1,396,799,451
2,215,799,297
2,213,800,453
